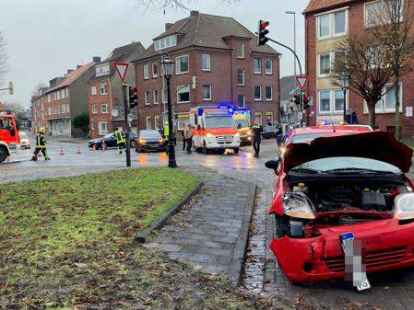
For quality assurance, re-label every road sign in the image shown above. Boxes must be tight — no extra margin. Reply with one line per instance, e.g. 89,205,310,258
296,76,307,90
114,63,129,82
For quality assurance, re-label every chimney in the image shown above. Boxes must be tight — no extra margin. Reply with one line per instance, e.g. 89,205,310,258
191,10,199,17
165,23,173,31
93,56,101,63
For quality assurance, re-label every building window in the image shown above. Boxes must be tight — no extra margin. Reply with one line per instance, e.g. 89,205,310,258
47,94,51,102
365,1,383,27
101,104,108,113
91,86,97,96
319,53,332,76
146,116,152,129
265,86,272,101
177,85,190,103
176,55,189,74
145,91,151,105
57,91,61,100
59,104,64,114
334,90,345,112
319,90,331,113
154,35,177,51
201,54,211,71
265,59,273,74
238,95,246,107
153,90,159,104
317,9,347,39
92,103,97,114
202,84,212,101
254,112,263,126
65,88,69,97
144,64,149,79
152,63,158,77
154,115,160,130
99,82,108,95
237,69,245,86
254,86,262,101
364,83,403,113
253,58,262,74
238,43,245,58
99,121,108,135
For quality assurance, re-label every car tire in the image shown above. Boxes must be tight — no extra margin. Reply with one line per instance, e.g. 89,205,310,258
217,149,225,155
202,142,208,155
233,147,239,155
0,146,8,163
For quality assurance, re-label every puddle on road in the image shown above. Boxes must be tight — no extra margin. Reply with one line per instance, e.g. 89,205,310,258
242,187,268,294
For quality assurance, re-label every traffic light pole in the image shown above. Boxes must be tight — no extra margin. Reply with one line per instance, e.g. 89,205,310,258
122,83,131,167
267,38,303,77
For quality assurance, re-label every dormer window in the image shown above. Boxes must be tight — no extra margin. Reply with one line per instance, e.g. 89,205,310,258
154,35,177,51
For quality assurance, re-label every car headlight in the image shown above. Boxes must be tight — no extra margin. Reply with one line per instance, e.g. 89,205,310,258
394,193,414,220
159,138,164,143
206,133,215,138
283,192,316,220
280,146,287,157
139,139,146,144
234,132,240,137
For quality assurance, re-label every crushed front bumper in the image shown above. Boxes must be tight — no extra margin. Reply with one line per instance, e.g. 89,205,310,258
270,219,414,283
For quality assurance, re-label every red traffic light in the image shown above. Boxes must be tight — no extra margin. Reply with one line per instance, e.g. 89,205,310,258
259,20,270,30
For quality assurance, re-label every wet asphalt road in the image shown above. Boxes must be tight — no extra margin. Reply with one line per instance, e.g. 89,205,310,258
3,137,414,309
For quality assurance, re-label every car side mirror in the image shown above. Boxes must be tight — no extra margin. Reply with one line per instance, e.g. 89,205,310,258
265,160,280,173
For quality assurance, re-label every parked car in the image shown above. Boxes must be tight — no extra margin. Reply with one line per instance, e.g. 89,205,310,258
88,132,137,150
262,124,281,139
265,131,414,289
19,131,31,149
135,130,166,153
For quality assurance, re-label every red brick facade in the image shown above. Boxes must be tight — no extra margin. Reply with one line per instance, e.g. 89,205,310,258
305,0,414,137
88,79,113,138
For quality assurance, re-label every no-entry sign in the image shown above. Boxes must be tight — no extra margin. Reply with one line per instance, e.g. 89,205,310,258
114,63,129,82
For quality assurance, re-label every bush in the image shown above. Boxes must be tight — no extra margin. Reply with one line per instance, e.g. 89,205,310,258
72,112,89,135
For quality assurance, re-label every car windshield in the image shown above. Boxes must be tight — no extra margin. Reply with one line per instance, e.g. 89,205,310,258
205,116,234,128
104,134,113,139
140,130,161,139
234,119,249,129
291,157,401,174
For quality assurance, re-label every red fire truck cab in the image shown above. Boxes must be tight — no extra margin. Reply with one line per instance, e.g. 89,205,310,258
0,111,20,163
190,105,241,154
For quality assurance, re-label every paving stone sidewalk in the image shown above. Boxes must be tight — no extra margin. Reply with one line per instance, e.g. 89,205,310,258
145,168,255,283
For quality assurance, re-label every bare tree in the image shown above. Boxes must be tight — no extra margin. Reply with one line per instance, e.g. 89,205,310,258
370,0,414,139
333,32,394,128
0,32,8,84
140,0,239,11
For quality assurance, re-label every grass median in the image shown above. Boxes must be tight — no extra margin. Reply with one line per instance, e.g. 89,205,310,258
0,168,284,309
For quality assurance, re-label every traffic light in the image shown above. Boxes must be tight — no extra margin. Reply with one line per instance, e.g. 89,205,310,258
303,95,310,109
9,81,13,95
129,86,138,109
258,20,270,46
294,94,301,105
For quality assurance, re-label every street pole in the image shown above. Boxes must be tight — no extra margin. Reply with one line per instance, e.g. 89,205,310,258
343,88,347,123
165,76,177,168
285,11,297,87
122,83,131,167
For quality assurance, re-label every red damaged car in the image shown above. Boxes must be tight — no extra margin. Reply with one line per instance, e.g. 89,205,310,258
265,131,414,287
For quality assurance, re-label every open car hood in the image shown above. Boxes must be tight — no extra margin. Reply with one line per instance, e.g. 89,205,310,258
283,132,413,173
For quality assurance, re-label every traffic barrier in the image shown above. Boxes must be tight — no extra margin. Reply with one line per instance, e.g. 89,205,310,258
59,147,64,156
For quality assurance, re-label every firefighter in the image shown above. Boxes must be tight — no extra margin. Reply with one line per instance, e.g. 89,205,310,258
32,128,50,161
251,121,263,158
114,128,126,155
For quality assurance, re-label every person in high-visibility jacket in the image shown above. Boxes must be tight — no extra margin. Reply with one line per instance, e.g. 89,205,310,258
114,128,126,155
31,127,50,161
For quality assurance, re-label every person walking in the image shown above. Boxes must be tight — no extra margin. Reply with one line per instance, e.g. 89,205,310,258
251,121,263,158
31,127,50,161
184,124,193,154
181,129,186,151
114,128,126,155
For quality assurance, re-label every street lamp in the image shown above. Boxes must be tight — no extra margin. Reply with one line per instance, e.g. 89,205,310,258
339,71,350,123
162,56,177,168
285,11,297,84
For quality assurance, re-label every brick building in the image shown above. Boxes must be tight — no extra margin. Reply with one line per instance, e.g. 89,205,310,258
304,0,414,136
88,42,145,138
133,11,280,132
31,60,96,137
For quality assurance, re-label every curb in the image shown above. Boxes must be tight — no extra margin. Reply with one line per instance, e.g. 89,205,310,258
228,183,257,287
135,182,203,243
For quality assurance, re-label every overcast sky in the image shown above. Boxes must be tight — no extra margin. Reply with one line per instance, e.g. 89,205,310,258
0,0,308,108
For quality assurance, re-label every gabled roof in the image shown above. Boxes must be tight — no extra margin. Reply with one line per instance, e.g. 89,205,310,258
46,63,94,94
105,41,145,62
135,11,279,62
304,0,356,14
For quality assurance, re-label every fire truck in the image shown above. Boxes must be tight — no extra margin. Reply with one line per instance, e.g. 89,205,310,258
0,111,20,163
190,105,241,154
